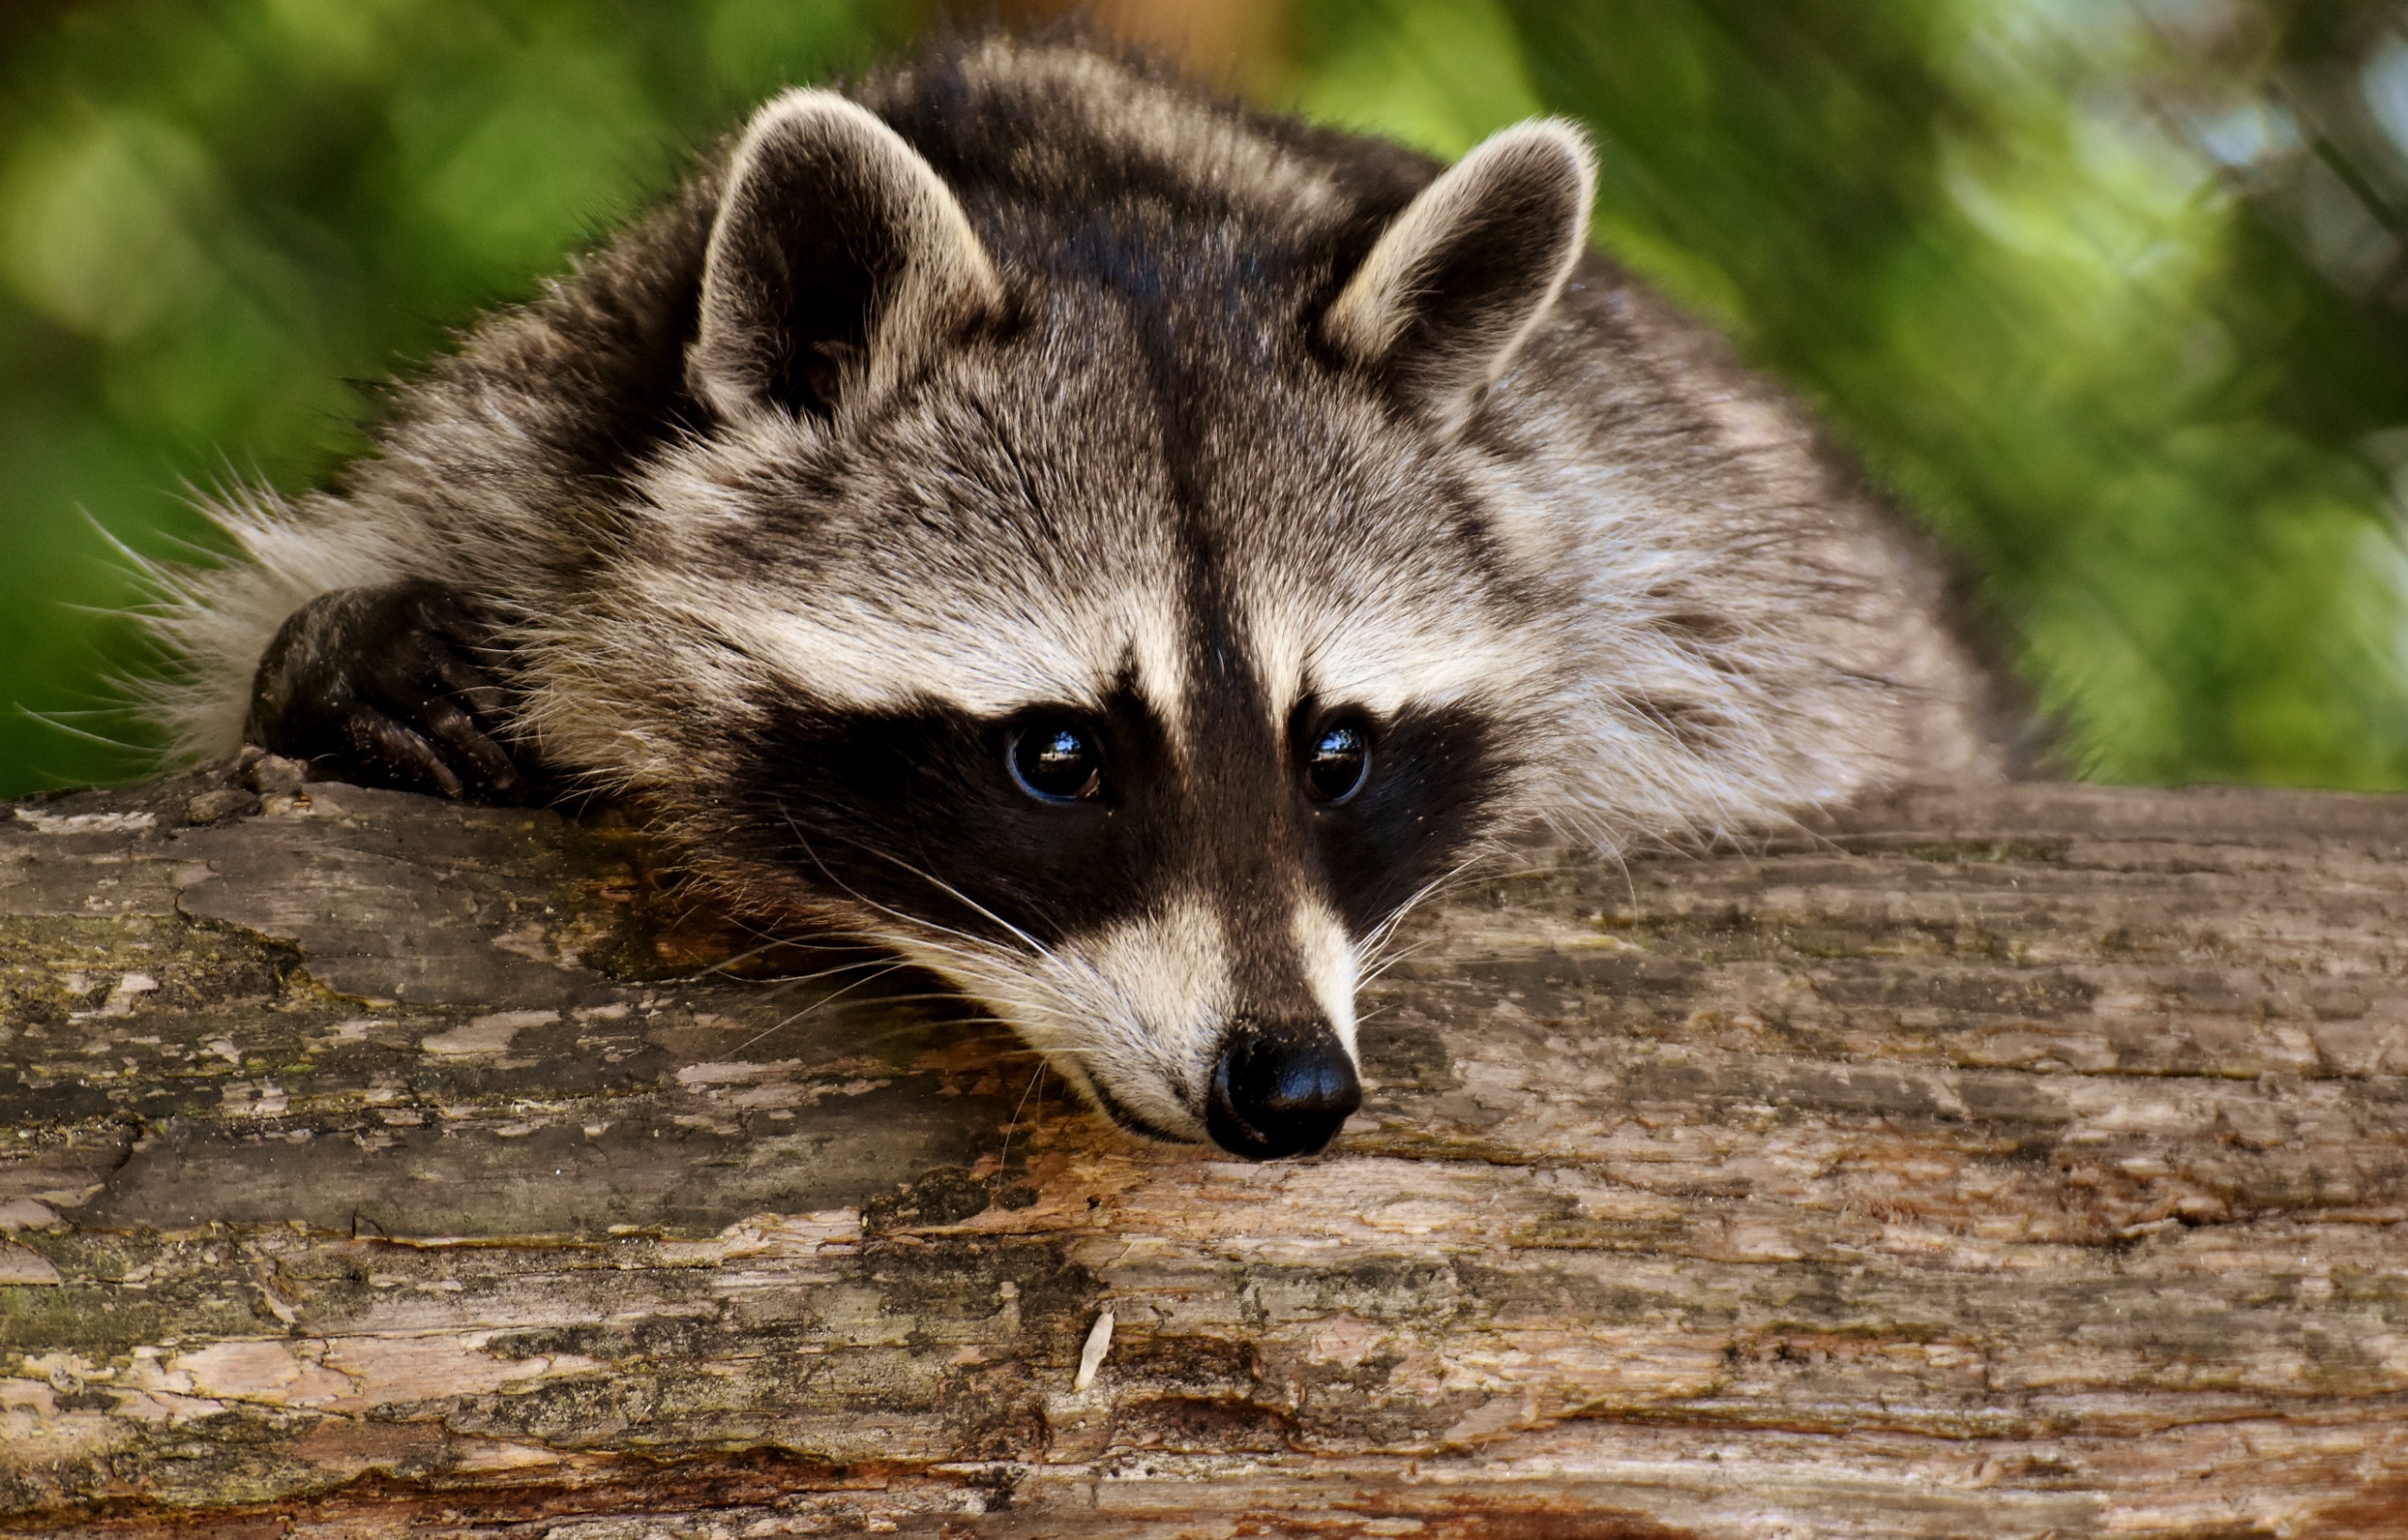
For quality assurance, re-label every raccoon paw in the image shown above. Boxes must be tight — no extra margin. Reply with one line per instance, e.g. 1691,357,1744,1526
244,580,533,803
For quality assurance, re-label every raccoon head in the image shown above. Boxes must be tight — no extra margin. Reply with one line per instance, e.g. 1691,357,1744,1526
555,85,1595,1159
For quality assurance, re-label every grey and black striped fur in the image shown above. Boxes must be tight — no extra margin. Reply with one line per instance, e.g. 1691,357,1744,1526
155,38,2005,1158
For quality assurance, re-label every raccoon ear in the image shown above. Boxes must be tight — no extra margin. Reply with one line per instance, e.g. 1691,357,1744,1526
1321,119,1596,430
689,88,1004,422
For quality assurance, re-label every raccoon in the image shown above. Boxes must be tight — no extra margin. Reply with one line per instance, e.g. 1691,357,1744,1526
156,38,2005,1161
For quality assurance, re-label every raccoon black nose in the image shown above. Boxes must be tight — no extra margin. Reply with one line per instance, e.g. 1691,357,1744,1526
1204,1020,1361,1161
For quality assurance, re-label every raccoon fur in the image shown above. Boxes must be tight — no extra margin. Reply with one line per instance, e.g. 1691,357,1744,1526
152,38,2006,1160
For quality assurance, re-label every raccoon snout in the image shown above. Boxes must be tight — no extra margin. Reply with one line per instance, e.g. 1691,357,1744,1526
1203,1018,1361,1161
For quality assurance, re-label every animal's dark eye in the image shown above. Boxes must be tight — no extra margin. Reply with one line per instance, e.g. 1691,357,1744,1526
1304,721,1370,804
1007,723,1102,803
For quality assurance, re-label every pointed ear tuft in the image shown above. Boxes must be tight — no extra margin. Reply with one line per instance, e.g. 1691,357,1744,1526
689,89,1004,422
1321,119,1596,429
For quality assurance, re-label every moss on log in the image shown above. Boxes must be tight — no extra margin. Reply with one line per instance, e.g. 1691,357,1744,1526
1,771,2404,1537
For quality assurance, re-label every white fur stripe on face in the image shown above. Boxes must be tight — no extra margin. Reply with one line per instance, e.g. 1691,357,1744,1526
620,566,1193,731
1238,575,1554,734
1291,897,1360,1053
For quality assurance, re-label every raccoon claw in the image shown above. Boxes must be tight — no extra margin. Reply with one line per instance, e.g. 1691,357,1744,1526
246,580,532,803
336,703,481,801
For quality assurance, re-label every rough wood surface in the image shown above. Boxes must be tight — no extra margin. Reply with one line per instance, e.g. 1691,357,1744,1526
1,772,2404,1537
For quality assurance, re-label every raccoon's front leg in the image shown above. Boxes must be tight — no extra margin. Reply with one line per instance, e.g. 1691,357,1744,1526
244,579,531,802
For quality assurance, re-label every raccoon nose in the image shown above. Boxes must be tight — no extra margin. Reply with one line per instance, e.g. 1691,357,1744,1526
1204,1019,1361,1161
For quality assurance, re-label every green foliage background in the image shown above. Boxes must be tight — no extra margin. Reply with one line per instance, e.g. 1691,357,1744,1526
5,0,2408,794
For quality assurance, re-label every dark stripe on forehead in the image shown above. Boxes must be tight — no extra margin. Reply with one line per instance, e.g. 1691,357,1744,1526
1118,272,1330,1024
1107,245,1275,743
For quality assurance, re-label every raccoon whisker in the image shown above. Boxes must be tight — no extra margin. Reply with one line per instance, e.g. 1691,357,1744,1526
869,933,1053,1008
728,951,904,990
942,983,1108,1059
1355,905,1420,972
664,929,797,976
849,914,1016,972
738,961,911,1001
703,877,1088,1084
722,987,978,1048
737,1002,1001,1070
1357,850,1492,978
724,961,916,1055
1589,842,1640,913
634,909,826,976
717,983,914,1056
997,1059,1048,1176
1362,880,1473,962
1358,938,1439,986
773,833,1014,966
762,1008,992,1062
818,830,1064,965
1359,947,1434,988
707,909,849,956
814,990,978,1013
734,997,995,1066
773,800,1024,968
676,942,893,983
861,913,1033,985
1375,851,1489,933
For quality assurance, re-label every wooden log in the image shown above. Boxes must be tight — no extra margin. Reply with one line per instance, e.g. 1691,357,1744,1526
1,770,2403,1537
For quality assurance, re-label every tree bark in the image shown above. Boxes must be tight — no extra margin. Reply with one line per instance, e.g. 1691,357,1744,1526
1,771,2403,1537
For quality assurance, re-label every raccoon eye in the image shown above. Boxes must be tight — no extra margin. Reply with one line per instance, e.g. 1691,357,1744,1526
1304,722,1370,804
1007,723,1102,803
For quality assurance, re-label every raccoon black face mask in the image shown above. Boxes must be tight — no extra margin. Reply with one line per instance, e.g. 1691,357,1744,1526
160,39,2004,1160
